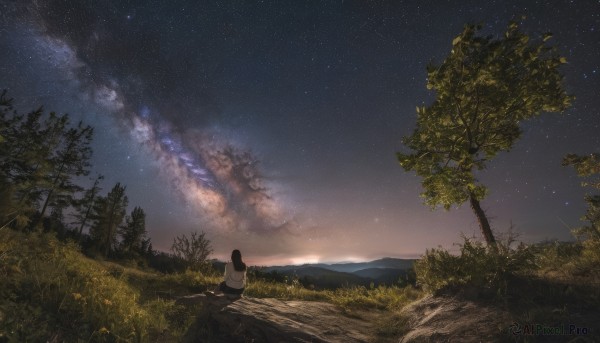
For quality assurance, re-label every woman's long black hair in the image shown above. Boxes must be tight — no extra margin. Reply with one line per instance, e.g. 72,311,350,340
231,249,247,272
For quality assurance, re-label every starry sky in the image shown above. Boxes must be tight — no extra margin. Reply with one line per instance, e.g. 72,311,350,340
1,0,598,265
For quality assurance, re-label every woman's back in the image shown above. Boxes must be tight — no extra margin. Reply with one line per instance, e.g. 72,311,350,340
225,261,246,289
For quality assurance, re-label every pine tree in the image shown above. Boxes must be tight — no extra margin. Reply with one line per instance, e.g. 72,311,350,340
119,206,147,256
90,183,128,257
0,93,56,228
0,90,94,230
35,119,93,227
73,174,104,239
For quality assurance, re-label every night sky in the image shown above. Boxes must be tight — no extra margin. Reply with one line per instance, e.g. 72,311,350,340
1,0,598,265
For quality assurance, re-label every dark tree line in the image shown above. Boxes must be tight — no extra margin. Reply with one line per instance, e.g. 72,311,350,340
0,90,216,273
0,90,150,261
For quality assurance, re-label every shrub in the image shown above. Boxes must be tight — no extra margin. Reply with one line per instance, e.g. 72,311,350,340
533,237,600,281
574,237,600,279
170,231,212,272
533,240,582,276
414,236,535,295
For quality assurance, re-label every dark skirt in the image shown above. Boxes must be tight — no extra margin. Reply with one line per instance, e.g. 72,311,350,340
219,281,244,295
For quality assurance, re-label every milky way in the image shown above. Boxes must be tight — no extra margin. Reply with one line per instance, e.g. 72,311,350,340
1,1,291,237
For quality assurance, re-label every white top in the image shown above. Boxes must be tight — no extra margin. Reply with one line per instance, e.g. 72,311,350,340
224,261,246,289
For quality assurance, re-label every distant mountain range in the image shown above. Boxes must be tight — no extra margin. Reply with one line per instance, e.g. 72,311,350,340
262,257,414,273
258,258,416,289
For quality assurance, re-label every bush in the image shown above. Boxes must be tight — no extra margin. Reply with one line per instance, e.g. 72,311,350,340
414,236,535,296
533,240,582,276
574,238,600,278
170,231,212,272
533,237,600,281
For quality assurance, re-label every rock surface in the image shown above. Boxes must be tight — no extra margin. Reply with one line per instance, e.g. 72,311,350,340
174,289,600,343
178,295,373,342
399,294,512,343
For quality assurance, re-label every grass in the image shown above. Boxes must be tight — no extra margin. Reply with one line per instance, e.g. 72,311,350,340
0,229,423,342
0,230,216,342
8,228,597,342
325,284,422,311
414,234,600,301
243,275,422,341
412,234,600,341
243,275,422,312
414,235,536,296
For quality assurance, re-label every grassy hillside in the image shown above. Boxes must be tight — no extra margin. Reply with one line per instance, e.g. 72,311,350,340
0,229,218,342
2,229,598,342
0,230,422,342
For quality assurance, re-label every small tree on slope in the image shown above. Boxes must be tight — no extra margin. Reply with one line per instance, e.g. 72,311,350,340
397,22,572,246
171,231,213,271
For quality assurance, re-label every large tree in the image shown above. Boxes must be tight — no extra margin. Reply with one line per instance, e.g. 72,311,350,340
0,94,50,228
0,91,94,230
34,119,93,227
90,182,128,257
397,22,571,246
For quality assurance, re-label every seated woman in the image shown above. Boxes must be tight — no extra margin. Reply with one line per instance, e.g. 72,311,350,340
217,249,247,296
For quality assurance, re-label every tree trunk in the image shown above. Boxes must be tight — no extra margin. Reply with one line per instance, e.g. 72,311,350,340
29,188,54,230
77,203,93,242
38,189,54,223
31,162,66,229
469,193,496,247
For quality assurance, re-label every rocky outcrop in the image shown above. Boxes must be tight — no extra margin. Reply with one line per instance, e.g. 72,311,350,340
178,295,372,342
399,295,512,343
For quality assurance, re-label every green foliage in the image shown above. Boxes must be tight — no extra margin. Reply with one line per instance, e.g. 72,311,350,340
244,277,330,301
576,238,600,278
119,206,149,258
533,240,582,275
0,230,226,342
244,274,422,313
73,174,104,238
326,285,422,312
35,119,94,227
563,153,600,189
170,231,213,272
563,153,600,240
398,22,572,245
157,269,222,295
0,230,162,342
415,236,535,295
0,90,94,230
534,239,600,282
90,182,129,257
373,312,410,339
